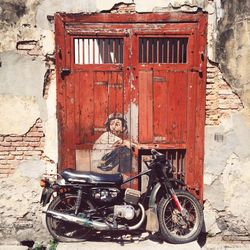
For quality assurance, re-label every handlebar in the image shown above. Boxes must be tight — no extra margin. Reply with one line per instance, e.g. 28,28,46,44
143,149,173,173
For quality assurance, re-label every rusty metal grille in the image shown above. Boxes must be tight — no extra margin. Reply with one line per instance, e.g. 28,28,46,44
166,149,186,180
139,37,188,64
74,38,124,64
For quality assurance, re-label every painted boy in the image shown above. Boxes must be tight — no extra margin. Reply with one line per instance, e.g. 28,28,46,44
91,113,132,176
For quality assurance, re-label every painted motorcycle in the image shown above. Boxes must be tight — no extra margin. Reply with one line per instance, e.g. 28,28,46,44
40,149,203,244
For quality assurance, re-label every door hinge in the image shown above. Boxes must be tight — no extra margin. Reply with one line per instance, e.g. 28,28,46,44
191,65,203,78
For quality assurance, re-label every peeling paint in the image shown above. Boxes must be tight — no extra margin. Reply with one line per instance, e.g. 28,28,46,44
0,0,250,242
125,102,139,143
0,51,47,120
0,95,40,135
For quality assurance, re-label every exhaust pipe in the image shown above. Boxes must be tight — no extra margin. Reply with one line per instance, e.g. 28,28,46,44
46,203,145,231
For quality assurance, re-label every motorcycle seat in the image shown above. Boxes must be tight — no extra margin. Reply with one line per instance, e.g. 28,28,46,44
61,169,123,185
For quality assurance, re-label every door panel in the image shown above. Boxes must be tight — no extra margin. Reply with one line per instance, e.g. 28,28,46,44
138,70,188,144
153,70,168,141
75,71,125,146
164,71,187,144
93,72,109,137
74,71,94,145
138,70,153,143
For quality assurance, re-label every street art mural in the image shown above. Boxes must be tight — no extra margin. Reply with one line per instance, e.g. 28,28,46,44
57,13,207,198
91,113,132,176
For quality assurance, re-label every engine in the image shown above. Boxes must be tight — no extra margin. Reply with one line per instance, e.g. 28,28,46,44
112,188,141,221
114,205,135,220
91,187,120,203
124,188,141,205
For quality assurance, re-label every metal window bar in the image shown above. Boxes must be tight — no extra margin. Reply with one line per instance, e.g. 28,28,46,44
139,37,188,64
165,149,186,181
74,38,124,64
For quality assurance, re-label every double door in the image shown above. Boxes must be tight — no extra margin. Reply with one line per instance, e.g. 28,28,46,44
55,13,207,199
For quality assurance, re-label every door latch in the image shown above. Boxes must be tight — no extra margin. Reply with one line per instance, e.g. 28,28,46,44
60,68,71,78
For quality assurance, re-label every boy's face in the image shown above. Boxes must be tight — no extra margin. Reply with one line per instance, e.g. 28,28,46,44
109,118,123,135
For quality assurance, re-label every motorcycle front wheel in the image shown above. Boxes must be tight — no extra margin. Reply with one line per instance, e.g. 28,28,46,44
46,193,94,242
158,190,203,244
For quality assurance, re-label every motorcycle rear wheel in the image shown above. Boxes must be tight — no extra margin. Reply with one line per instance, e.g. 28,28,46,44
46,193,94,242
158,190,203,244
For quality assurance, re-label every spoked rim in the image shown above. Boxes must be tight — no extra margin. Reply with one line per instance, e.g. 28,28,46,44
162,194,200,239
47,195,93,240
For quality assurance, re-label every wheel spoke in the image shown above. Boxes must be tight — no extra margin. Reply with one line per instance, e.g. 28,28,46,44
164,213,172,223
162,193,201,239
47,194,93,240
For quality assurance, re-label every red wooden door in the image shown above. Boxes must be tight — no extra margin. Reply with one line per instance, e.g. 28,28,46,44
55,13,207,200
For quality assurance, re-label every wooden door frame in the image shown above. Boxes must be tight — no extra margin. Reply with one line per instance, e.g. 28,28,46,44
55,12,207,200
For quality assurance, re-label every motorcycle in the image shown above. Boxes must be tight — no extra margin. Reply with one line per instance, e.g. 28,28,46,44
40,149,203,244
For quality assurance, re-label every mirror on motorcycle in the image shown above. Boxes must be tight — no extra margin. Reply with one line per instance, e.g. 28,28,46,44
151,149,158,155
151,149,158,160
151,149,164,156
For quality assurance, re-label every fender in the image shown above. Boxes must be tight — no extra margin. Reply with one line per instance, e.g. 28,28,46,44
148,183,162,209
148,179,185,208
40,187,54,206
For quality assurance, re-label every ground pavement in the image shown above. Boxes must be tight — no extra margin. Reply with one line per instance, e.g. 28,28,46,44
1,234,250,250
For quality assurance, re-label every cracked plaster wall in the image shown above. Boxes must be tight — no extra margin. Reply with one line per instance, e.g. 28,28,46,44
0,0,250,243
203,0,250,239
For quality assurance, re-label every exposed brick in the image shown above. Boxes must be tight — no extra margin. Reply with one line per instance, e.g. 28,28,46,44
24,137,41,142
9,151,24,156
206,61,243,126
24,151,42,156
0,160,8,165
28,127,38,132
16,41,37,50
26,132,44,137
15,156,24,160
0,168,11,174
0,118,45,177
230,103,241,109
5,155,15,160
6,160,19,166
0,151,9,155
0,146,16,151
28,142,41,147
0,142,12,147
11,142,30,147
5,137,23,142
35,123,43,128
0,164,12,169
16,147,34,151
32,147,44,152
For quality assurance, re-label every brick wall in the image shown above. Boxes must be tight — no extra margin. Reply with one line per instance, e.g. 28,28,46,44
206,61,243,125
0,119,45,177
110,3,136,13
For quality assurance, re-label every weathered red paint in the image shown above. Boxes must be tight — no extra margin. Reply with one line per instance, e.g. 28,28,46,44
55,12,207,201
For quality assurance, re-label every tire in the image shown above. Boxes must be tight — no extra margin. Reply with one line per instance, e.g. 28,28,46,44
46,193,94,242
158,190,203,244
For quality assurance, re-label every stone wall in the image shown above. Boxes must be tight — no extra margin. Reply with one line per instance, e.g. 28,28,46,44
203,0,250,240
0,0,250,245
